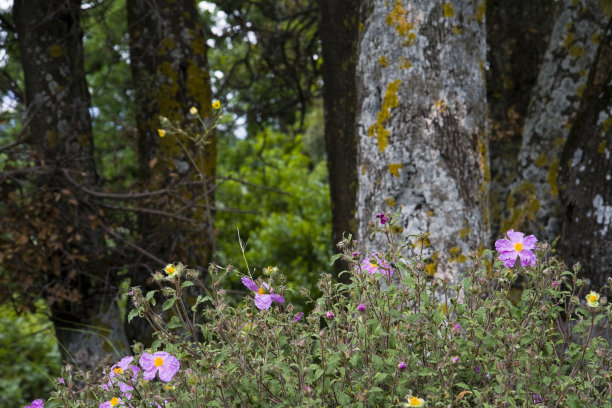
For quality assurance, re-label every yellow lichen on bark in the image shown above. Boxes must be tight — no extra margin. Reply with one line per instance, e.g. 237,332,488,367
379,55,389,67
386,1,416,45
48,44,66,58
547,159,560,196
367,79,402,152
443,3,455,18
476,0,486,23
388,162,403,177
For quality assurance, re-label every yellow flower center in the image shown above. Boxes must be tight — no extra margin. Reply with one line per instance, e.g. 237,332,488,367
409,396,421,405
113,367,123,374
189,106,198,115
588,294,598,303
157,129,166,138
154,357,164,367
370,263,378,269
258,287,266,295
110,397,120,406
212,100,221,109
164,264,176,275
514,242,523,252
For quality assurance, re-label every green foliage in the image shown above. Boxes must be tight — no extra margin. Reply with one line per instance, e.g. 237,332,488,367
46,217,611,407
0,303,60,408
215,120,332,305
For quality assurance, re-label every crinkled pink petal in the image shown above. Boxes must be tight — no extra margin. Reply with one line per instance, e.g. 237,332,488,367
270,294,285,303
139,352,155,371
499,251,518,268
158,355,180,382
30,400,44,408
262,281,270,291
506,229,524,243
254,294,274,310
117,356,134,370
241,277,259,292
518,249,536,266
521,234,538,250
495,238,515,253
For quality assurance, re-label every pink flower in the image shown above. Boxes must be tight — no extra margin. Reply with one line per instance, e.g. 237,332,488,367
103,356,140,398
139,352,180,382
398,362,406,370
354,254,393,276
24,400,44,408
327,311,334,318
495,229,537,267
242,277,285,310
294,312,304,322
358,303,366,312
376,212,387,225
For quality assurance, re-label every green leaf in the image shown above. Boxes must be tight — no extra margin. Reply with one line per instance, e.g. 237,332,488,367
162,297,177,311
181,280,194,289
127,308,140,323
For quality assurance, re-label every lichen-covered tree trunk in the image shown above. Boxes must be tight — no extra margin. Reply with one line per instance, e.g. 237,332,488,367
14,0,128,371
503,0,609,241
319,0,362,282
486,0,557,237
558,17,612,288
356,0,489,281
127,0,216,342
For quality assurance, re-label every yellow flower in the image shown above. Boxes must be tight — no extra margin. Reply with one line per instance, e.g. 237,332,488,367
406,396,425,407
212,100,221,109
164,263,176,276
189,106,198,115
157,129,166,138
109,397,120,407
586,291,600,308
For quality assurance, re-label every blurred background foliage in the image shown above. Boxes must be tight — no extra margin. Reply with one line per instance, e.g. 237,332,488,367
0,0,326,405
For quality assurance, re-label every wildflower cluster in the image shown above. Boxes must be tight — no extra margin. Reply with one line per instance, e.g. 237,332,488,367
34,213,610,407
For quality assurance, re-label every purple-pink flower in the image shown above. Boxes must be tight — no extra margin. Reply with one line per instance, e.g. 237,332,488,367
99,397,121,408
294,312,304,322
103,356,140,398
24,400,43,408
139,351,180,382
376,212,387,225
355,253,393,277
495,229,537,268
242,277,285,310
358,303,366,312
398,362,406,370
327,311,334,318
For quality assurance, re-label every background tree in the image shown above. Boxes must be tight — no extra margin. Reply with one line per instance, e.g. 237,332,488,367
558,17,612,288
319,0,361,282
9,0,129,371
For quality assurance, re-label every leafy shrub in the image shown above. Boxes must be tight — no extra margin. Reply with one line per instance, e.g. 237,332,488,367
44,214,610,407
0,302,60,408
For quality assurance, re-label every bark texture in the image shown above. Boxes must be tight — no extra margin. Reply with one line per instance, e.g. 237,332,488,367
486,0,557,237
127,0,216,343
14,0,128,371
504,0,609,241
558,17,612,288
319,0,362,282
356,0,489,281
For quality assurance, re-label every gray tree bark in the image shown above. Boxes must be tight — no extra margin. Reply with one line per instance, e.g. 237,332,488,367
14,0,128,372
558,17,612,288
503,0,609,242
356,0,489,281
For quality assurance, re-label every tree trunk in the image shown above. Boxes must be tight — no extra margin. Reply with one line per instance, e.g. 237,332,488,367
356,0,489,281
486,0,557,237
319,0,362,282
13,0,128,372
558,17,612,288
503,0,608,242
127,0,216,343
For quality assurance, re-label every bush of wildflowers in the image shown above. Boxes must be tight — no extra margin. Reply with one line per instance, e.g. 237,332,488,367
36,212,611,407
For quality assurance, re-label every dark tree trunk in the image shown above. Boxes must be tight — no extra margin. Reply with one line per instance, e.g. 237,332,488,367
14,0,128,372
558,17,612,288
486,0,558,237
127,0,216,343
319,0,362,282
